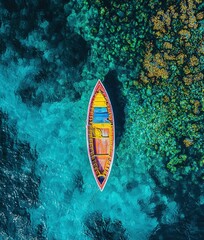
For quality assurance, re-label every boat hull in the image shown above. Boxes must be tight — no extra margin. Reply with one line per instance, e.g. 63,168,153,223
86,80,115,191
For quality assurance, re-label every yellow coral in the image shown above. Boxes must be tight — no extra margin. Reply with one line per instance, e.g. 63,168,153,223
178,29,191,39
141,0,202,87
147,66,169,79
188,15,198,28
152,17,165,33
155,53,166,67
184,42,191,47
164,53,176,61
139,73,149,84
163,42,173,49
192,124,199,132
169,5,178,18
179,0,199,28
152,8,174,35
163,10,171,27
183,65,191,74
183,76,193,85
163,95,170,103
143,48,169,80
177,53,185,65
180,1,187,14
180,13,187,22
196,12,204,20
180,1,188,22
193,100,201,114
194,72,203,81
183,138,194,147
190,56,199,66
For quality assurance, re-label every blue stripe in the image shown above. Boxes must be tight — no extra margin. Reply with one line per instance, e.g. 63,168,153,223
93,107,109,123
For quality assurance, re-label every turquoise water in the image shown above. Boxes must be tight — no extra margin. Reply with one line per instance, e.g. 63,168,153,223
0,58,159,239
0,1,204,239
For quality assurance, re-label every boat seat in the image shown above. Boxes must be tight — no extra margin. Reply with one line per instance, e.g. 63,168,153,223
94,154,110,157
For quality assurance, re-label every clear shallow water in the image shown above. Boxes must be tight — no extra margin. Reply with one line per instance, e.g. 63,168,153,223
0,1,204,240
0,60,159,239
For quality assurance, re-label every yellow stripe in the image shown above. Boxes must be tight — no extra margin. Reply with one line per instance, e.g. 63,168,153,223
93,92,107,107
92,123,112,128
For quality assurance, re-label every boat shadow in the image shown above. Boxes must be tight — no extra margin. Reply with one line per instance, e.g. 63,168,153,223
103,70,125,147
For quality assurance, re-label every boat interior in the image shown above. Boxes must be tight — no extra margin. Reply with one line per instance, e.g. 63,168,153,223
88,90,114,186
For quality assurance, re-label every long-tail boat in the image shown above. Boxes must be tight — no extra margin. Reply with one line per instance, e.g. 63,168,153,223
86,80,115,191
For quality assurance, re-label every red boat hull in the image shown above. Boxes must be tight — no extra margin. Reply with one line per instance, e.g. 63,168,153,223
86,80,115,191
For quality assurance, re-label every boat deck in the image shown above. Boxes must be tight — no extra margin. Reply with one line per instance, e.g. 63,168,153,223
87,80,114,190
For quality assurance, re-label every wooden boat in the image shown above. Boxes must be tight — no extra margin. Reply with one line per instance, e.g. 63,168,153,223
86,80,115,191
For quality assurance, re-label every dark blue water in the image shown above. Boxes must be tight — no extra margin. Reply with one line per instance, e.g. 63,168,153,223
0,1,204,239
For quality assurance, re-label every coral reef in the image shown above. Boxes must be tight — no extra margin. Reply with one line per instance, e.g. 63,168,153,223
68,0,165,71
137,0,204,180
